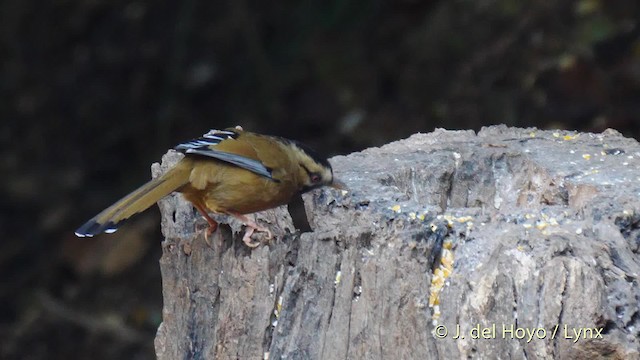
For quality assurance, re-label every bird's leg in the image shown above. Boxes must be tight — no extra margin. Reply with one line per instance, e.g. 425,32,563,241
226,212,272,248
192,202,218,245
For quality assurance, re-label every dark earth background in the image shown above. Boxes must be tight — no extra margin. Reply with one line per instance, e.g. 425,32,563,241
2,1,639,359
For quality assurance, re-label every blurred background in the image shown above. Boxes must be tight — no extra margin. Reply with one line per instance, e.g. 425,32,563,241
2,0,639,358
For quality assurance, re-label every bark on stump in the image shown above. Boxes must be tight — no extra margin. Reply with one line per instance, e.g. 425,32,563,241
153,125,640,359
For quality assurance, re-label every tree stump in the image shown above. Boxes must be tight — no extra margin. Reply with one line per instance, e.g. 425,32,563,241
153,126,640,359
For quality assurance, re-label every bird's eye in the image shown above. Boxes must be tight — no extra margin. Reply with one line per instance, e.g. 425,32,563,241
300,163,322,184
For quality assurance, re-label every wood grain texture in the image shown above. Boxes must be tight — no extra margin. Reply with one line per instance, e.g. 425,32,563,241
154,126,640,359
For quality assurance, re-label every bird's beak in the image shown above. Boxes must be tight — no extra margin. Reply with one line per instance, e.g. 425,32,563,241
330,178,348,190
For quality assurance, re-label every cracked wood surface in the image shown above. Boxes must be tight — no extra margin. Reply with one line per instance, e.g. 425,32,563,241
154,126,640,359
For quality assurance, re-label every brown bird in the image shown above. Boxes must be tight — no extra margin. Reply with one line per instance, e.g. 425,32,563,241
75,126,345,247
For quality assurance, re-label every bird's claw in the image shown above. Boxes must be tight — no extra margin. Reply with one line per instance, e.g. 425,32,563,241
193,219,218,247
242,225,272,248
203,223,218,247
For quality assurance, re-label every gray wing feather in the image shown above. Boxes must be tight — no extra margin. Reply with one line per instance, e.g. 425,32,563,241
183,148,274,180
174,128,275,180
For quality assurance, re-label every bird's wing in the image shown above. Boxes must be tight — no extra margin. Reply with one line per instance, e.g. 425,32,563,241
174,128,275,180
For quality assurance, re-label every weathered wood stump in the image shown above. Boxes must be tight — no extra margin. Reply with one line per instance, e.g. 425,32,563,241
154,126,640,359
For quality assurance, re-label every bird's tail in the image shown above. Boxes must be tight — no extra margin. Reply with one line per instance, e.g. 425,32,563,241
75,163,191,237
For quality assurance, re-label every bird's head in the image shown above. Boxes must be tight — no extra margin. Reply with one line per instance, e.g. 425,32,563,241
286,140,346,193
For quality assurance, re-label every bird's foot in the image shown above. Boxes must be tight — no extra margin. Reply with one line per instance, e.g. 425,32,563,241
226,212,273,248
203,222,218,247
193,215,218,247
241,224,272,248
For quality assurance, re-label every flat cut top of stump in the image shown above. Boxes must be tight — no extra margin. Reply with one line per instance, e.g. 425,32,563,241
154,125,640,360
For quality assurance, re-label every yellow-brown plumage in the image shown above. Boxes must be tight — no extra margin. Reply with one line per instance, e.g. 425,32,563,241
75,126,344,247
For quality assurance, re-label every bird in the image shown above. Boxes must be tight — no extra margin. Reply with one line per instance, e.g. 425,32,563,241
75,126,345,247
